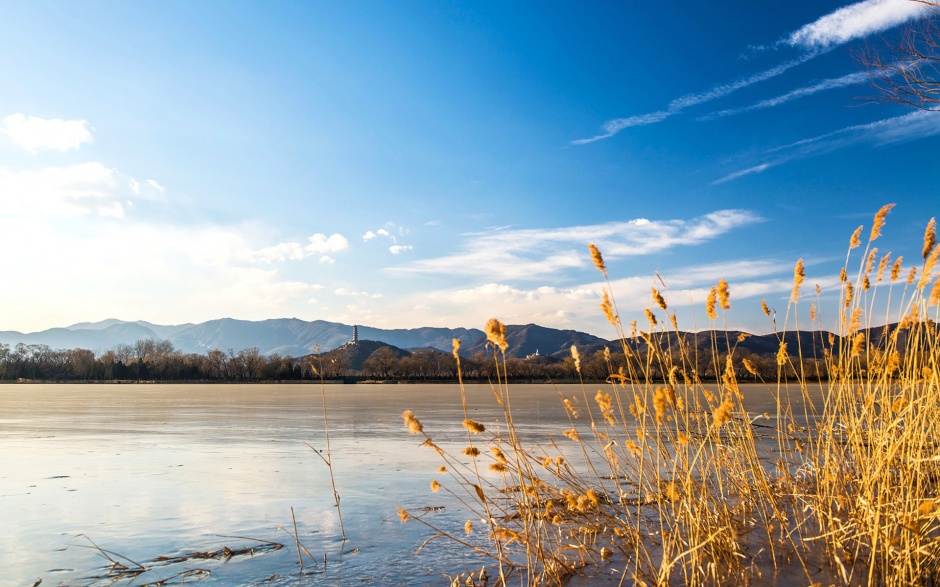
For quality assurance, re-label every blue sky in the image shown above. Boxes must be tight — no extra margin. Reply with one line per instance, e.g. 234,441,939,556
1,0,938,338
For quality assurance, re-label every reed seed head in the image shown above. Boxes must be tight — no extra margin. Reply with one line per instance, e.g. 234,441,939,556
625,440,641,457
464,520,473,535
920,246,939,289
402,410,423,434
563,429,580,441
665,482,680,502
484,318,508,352
462,419,485,434
706,287,718,320
849,307,862,333
876,254,890,282
452,338,461,359
863,275,871,291
397,506,410,523
653,387,670,423
462,446,481,458
924,217,937,261
489,462,508,473
743,357,758,376
907,266,917,284
761,299,770,317
851,332,866,356
717,279,731,310
870,203,894,241
430,480,441,492
840,267,847,283
776,342,788,366
929,276,940,306
849,225,863,249
865,248,877,275
588,243,607,273
712,395,734,428
600,290,618,326
644,308,657,328
491,446,508,463
595,390,612,413
892,256,903,281
437,465,447,474
652,287,667,311
570,345,580,373
563,398,580,418
791,259,805,302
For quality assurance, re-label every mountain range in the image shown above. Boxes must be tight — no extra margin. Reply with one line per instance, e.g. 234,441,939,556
0,318,607,359
2,317,929,361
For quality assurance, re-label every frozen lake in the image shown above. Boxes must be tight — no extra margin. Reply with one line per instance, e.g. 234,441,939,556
0,381,819,586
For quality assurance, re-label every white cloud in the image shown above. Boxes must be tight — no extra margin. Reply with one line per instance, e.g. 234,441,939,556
389,245,413,255
712,163,772,185
390,210,762,279
239,233,348,264
334,287,382,299
572,53,815,144
0,162,126,217
146,179,165,193
668,54,817,111
571,111,672,145
363,226,396,242
703,71,870,119
1,113,93,153
129,179,140,194
786,0,927,50
305,233,349,255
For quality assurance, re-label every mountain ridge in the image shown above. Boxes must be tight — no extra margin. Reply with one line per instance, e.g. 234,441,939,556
3,317,930,360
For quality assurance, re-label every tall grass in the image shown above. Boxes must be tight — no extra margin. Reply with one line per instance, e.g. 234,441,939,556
399,206,940,586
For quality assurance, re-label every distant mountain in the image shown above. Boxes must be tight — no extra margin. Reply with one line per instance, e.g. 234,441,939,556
0,318,486,357
0,322,162,352
4,317,929,362
461,323,608,358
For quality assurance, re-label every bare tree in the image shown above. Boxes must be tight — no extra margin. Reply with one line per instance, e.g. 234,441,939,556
862,2,940,108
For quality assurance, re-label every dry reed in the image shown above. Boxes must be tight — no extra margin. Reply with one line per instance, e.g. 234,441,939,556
399,205,940,586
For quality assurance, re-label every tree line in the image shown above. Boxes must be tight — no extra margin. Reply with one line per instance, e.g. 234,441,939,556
0,337,836,383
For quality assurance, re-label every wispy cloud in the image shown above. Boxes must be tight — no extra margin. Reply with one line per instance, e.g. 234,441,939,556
574,0,928,145
390,210,762,279
389,245,413,255
571,111,672,145
714,110,940,184
702,71,870,119
786,0,927,50
672,54,819,111
1,113,93,153
573,53,820,145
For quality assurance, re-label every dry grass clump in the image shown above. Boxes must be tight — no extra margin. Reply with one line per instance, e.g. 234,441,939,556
400,206,940,586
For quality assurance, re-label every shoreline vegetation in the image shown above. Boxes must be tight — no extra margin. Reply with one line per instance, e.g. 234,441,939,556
394,205,940,586
1,323,935,385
